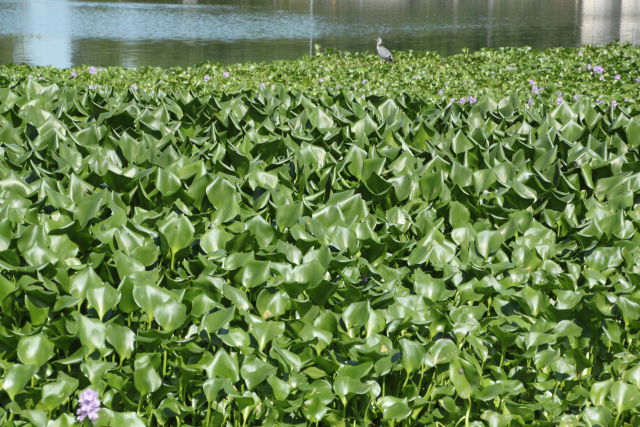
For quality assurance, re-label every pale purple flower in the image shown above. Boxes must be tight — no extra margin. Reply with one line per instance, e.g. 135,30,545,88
335,84,342,89
362,79,368,84
614,74,621,80
593,65,604,74
556,96,564,105
318,78,325,83
38,77,44,81
76,388,101,424
587,64,592,70
611,100,618,107
468,96,477,104
204,74,210,82
412,75,418,80
528,97,533,106
573,94,580,100
88,66,97,75
506,66,515,70
259,82,266,89
28,74,33,79
596,99,603,104
458,97,466,104
88,84,95,90
578,51,584,57
599,76,605,81
531,85,540,95
636,77,640,83
223,71,230,78
528,79,536,86
438,89,444,95
450,97,456,102
130,83,138,91
71,71,77,78
625,98,629,102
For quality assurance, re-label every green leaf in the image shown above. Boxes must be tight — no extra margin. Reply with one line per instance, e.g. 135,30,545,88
241,356,276,390
208,348,239,382
609,381,640,413
153,300,187,331
2,364,37,400
156,168,181,196
399,339,426,374
17,334,55,367
158,213,194,262
202,307,236,334
626,117,640,146
41,372,78,411
377,396,411,420
86,285,121,320
133,353,162,395
106,324,136,361
75,313,106,352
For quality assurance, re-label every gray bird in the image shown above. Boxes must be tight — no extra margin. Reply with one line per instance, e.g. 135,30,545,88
376,37,393,62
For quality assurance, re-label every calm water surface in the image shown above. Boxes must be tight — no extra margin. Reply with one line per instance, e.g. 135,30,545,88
0,0,639,67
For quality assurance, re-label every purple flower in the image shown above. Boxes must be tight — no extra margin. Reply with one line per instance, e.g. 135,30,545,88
438,89,444,95
362,79,368,84
28,74,33,79
71,71,77,78
76,388,101,424
259,82,266,89
204,74,210,82
625,98,629,102
468,96,477,104
458,97,467,104
223,71,230,78
636,77,640,83
593,65,604,74
573,94,580,100
587,64,592,70
578,51,584,57
556,96,564,105
611,100,618,107
335,84,342,89
506,66,515,70
596,99,603,104
318,78,325,83
88,66,97,75
450,97,456,102
528,97,533,106
531,85,540,95
412,75,418,80
615,74,621,80
130,83,138,91
88,84,95,90
599,76,605,81
528,79,536,86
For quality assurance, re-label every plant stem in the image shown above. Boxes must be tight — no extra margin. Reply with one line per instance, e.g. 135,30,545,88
465,398,471,427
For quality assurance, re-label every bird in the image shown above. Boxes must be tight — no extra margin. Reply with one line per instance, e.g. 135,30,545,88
376,37,393,62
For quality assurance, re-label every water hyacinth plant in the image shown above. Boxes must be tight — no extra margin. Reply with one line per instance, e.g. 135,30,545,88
0,43,639,425
76,389,101,424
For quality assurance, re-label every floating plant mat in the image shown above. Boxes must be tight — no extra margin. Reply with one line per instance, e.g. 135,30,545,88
1,44,640,426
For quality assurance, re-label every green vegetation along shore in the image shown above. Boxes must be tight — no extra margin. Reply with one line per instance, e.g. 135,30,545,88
1,44,640,426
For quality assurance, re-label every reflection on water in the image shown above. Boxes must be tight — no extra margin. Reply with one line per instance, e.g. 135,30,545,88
0,0,639,68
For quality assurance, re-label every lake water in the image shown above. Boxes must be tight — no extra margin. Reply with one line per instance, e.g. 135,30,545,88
0,0,639,68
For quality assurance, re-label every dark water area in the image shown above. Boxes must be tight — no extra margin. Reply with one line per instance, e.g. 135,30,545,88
0,0,639,68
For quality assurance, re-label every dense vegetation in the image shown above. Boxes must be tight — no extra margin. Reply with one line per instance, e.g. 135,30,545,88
1,44,640,426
